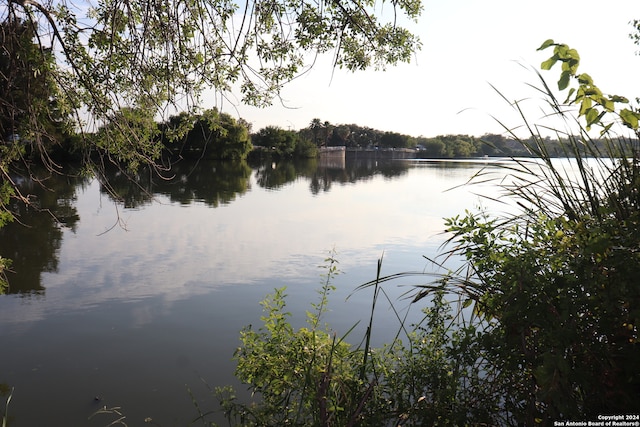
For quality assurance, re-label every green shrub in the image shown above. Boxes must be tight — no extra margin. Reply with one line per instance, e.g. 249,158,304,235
212,256,509,426
214,255,387,426
434,42,640,422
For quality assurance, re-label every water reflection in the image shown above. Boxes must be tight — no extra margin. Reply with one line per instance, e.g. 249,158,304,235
253,158,303,190
156,160,252,206
100,157,413,206
252,157,411,194
98,157,401,207
98,160,253,208
0,158,493,298
0,167,86,294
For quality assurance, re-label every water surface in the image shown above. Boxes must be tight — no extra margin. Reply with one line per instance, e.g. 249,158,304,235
0,157,508,426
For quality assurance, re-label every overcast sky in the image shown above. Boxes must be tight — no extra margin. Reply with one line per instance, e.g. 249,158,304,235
209,0,640,138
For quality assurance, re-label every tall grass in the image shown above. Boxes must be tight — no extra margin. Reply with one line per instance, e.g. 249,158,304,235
425,66,640,420
1,387,13,427
351,59,640,422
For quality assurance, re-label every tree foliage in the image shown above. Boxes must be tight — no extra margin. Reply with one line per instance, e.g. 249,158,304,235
0,18,72,151
162,108,252,161
215,257,382,426
0,0,421,160
252,125,300,157
214,256,510,426
538,39,640,132
92,106,162,170
297,121,414,149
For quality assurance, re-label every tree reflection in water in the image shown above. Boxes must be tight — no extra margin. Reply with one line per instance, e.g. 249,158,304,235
0,166,84,294
0,158,412,295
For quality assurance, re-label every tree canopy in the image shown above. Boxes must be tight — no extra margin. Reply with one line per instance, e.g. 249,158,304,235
158,108,252,160
0,0,421,152
0,0,423,181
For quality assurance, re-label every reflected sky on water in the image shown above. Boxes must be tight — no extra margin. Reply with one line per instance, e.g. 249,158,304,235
0,157,511,426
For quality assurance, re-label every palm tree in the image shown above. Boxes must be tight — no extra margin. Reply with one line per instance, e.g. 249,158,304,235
322,121,333,147
309,118,322,146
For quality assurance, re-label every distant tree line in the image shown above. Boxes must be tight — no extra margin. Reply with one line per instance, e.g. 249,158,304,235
159,109,252,162
8,101,633,167
254,118,634,159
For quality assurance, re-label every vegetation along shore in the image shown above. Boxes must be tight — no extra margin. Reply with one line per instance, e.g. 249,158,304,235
1,0,640,425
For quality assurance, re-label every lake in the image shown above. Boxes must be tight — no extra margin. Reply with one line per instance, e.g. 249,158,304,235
0,156,509,426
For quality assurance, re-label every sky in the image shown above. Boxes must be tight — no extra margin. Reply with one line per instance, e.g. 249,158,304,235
208,0,640,138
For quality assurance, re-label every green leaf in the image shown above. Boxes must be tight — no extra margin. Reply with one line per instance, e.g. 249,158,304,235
585,107,599,126
611,95,629,103
620,108,640,129
579,99,592,115
566,48,580,62
577,73,593,85
558,71,571,91
556,44,569,57
584,87,602,97
541,56,557,70
602,98,615,112
563,87,576,104
537,39,555,51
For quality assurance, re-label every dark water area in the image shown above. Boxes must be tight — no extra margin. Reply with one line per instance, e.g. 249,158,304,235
0,157,507,426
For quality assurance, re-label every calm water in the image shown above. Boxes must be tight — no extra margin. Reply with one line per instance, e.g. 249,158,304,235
0,156,508,426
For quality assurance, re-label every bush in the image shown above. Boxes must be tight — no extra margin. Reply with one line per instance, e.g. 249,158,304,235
214,256,387,426
435,42,640,422
210,256,510,426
